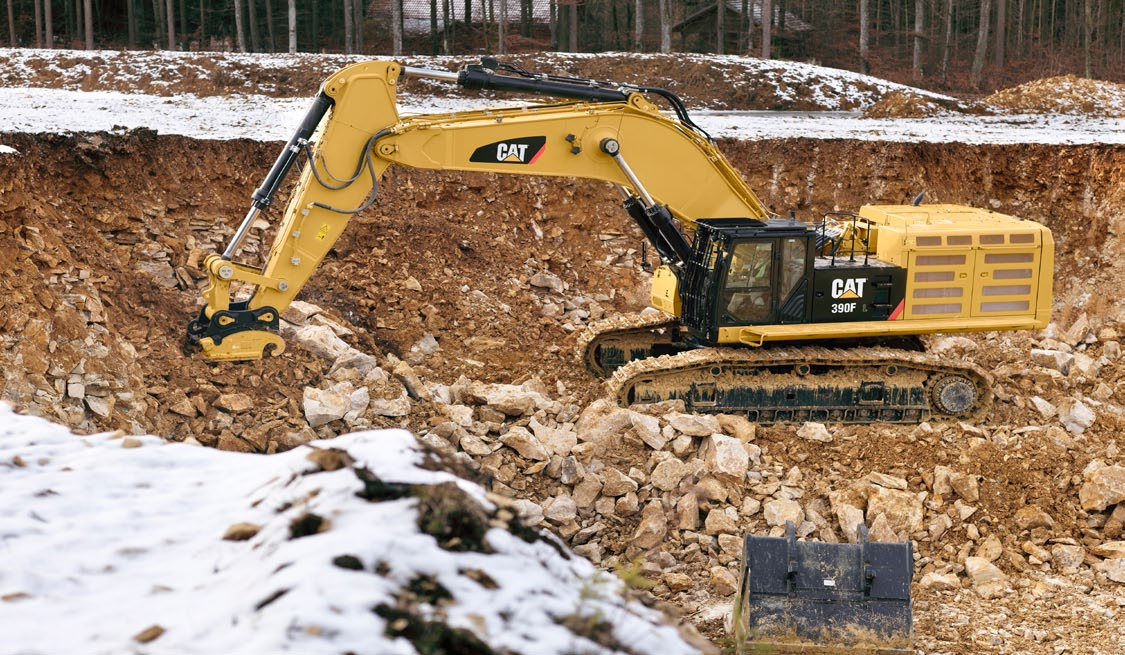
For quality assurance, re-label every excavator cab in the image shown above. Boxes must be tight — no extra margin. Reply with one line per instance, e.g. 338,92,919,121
681,218,818,343
679,217,910,347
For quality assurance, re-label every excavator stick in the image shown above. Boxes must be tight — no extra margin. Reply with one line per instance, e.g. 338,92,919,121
734,522,913,654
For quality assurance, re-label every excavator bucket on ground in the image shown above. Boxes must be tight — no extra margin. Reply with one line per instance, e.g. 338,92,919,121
734,522,913,654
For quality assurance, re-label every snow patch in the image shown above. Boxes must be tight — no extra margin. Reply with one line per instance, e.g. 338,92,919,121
0,403,699,655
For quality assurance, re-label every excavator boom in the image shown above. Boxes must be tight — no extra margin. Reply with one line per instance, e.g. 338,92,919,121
188,59,768,360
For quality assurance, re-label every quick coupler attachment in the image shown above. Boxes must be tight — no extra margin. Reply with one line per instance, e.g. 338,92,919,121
186,301,285,361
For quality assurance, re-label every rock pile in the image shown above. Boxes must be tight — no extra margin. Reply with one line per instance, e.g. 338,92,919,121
281,299,1125,649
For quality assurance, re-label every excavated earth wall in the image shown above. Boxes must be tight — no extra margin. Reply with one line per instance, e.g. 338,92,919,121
2,131,1125,654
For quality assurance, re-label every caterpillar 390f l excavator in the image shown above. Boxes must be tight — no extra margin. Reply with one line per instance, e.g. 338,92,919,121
188,58,1053,427
186,58,1053,653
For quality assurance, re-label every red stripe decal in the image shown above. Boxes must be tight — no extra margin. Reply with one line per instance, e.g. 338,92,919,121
528,145,546,165
888,299,905,320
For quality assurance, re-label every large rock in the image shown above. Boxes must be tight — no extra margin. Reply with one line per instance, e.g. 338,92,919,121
1014,505,1055,530
1058,398,1096,435
717,414,756,443
763,499,804,528
701,434,750,482
1030,396,1057,419
866,486,924,539
575,399,634,451
601,467,638,497
500,427,550,461
964,556,1010,599
543,495,578,524
302,382,368,428
1095,558,1125,583
1051,544,1086,572
629,411,667,450
631,501,667,549
949,471,980,502
919,572,961,591
704,507,740,535
286,324,353,361
710,566,740,596
1080,465,1125,511
796,422,832,443
1030,348,1074,375
664,412,721,437
529,418,578,456
651,459,697,492
1091,541,1125,559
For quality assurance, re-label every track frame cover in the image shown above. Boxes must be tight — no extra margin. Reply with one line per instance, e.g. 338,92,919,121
734,522,913,654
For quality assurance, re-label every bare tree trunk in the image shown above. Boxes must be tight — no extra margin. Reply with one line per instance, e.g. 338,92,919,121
287,0,295,51
761,0,771,58
248,0,260,51
941,0,953,83
165,0,174,48
343,0,353,53
392,0,402,55
442,0,450,53
859,0,868,73
127,0,137,48
429,0,437,54
716,0,724,54
913,0,924,79
549,0,557,50
1083,0,1092,77
266,0,276,51
234,0,246,52
84,0,92,47
995,0,1006,66
1016,0,1024,55
354,0,363,52
499,0,507,53
569,0,577,51
199,0,205,48
659,0,670,52
33,0,41,47
43,0,53,47
970,0,992,89
744,0,753,54
633,0,642,51
180,0,187,47
7,0,16,46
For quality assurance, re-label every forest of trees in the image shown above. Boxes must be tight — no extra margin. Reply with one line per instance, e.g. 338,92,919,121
3,0,1123,91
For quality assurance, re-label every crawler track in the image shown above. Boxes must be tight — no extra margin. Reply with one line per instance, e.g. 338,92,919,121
577,311,683,376
607,345,992,424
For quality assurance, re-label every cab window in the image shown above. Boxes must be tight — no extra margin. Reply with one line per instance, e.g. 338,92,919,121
723,241,773,323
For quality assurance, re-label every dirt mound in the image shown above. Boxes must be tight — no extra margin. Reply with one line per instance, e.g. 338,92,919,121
863,90,948,118
986,75,1125,117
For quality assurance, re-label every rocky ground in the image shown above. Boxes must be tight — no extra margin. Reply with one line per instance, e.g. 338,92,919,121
2,52,1124,654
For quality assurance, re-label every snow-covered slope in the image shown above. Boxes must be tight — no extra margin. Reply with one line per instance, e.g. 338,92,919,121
0,403,700,655
0,47,1122,144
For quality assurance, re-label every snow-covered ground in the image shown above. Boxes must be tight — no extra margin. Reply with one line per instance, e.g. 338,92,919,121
0,403,699,655
0,46,1122,145
2,85,1122,145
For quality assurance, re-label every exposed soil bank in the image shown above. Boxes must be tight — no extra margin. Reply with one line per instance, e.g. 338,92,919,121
1,132,1122,440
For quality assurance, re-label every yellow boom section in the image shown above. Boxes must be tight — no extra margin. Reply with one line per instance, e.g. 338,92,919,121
198,60,767,359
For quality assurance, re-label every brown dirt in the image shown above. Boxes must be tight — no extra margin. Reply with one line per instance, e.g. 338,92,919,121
987,75,1125,117
2,53,1125,654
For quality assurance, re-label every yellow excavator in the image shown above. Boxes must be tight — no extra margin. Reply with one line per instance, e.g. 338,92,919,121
186,58,1054,653
188,57,1052,427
